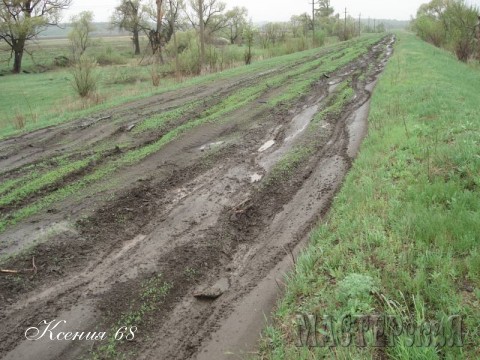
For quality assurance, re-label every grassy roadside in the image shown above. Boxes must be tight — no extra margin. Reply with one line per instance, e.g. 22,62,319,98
260,32,479,359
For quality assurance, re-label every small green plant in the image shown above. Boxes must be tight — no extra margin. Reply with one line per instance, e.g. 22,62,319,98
71,55,99,98
337,273,378,313
184,267,198,279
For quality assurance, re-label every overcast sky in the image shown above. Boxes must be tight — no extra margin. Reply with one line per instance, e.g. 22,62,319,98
64,0,480,23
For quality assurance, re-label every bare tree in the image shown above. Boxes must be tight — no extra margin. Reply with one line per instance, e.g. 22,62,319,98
0,0,72,73
111,0,148,55
163,0,184,43
290,15,302,38
263,23,283,45
186,0,228,37
68,11,95,61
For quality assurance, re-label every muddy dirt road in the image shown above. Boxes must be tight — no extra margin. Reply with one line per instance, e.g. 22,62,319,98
0,35,394,360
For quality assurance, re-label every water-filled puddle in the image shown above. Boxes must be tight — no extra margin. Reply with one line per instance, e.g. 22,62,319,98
250,173,263,183
199,141,224,151
258,140,275,152
284,105,319,142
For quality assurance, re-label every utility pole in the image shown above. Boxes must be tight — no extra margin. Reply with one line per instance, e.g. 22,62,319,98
344,7,347,40
374,19,376,33
358,13,361,37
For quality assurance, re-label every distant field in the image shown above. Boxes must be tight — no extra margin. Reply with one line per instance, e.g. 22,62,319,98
36,22,129,38
0,35,144,73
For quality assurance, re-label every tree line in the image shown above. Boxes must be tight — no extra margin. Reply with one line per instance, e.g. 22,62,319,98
0,0,390,75
412,0,480,62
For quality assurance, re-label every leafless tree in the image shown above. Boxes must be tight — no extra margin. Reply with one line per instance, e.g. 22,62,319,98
186,0,228,38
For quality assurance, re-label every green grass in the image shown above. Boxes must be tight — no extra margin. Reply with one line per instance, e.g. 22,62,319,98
260,32,480,359
134,100,201,133
0,155,97,207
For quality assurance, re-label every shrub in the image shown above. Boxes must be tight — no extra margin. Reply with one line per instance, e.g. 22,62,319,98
105,67,148,85
95,46,128,66
413,0,478,62
11,113,26,129
54,55,71,67
314,31,326,47
413,15,446,47
177,46,201,75
71,55,99,97
444,1,478,62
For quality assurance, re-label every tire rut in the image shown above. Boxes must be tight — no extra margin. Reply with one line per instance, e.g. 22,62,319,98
0,35,395,360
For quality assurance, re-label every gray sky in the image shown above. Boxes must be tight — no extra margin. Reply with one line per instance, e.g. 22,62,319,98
64,0,480,23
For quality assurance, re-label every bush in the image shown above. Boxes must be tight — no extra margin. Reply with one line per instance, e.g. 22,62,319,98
166,31,201,75
177,46,201,75
413,0,479,62
11,113,26,130
105,67,148,85
54,56,71,67
71,55,99,97
314,31,326,47
413,15,446,47
444,1,478,62
96,46,128,65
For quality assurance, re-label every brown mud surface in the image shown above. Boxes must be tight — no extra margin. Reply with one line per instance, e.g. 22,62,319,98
0,35,395,360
